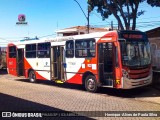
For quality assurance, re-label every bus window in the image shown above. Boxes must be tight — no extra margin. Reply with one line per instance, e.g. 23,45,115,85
66,40,74,58
75,39,95,58
9,46,16,58
25,44,36,58
37,42,51,58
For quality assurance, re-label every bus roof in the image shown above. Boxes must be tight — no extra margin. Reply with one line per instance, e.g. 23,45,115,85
8,31,119,46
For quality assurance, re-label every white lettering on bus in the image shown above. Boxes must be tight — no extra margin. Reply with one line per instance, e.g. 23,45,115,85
9,61,13,65
101,38,112,41
45,37,74,42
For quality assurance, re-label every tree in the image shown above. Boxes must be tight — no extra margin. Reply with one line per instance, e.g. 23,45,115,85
88,0,159,30
147,0,160,7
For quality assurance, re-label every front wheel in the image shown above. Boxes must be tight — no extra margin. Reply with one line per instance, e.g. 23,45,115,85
85,75,98,93
29,71,36,83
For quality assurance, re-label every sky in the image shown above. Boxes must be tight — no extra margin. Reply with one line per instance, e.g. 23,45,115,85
0,0,160,46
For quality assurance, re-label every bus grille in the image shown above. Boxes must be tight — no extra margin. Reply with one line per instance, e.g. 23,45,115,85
128,67,150,79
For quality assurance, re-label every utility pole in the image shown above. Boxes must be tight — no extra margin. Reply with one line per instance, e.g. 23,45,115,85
111,21,113,31
87,6,90,33
74,0,90,33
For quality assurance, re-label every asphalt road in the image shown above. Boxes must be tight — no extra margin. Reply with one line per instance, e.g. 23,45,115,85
0,70,160,120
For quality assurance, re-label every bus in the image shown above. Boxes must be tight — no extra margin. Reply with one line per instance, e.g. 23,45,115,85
7,30,152,92
0,47,7,69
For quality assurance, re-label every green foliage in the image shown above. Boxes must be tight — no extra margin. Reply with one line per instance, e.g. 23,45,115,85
88,0,159,30
147,0,160,7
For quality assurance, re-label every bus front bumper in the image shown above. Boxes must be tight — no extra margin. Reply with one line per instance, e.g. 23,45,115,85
122,74,152,89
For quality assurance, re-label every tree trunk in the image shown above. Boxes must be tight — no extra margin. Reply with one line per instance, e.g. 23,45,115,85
132,1,139,30
103,0,124,30
113,0,127,30
112,11,124,30
132,15,136,30
126,0,130,30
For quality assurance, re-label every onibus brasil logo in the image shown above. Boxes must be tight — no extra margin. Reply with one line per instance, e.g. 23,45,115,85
16,14,28,25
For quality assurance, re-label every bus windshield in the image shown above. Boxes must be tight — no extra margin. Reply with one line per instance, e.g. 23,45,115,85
119,31,151,67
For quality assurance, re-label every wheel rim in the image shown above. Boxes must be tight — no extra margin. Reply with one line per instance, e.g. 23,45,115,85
30,72,35,82
87,78,95,91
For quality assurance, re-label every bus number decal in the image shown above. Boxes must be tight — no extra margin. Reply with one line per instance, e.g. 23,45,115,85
68,62,76,65
9,61,13,65
81,64,85,68
87,64,92,67
92,64,96,70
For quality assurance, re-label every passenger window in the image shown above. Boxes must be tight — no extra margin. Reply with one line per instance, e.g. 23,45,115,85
37,42,50,58
9,46,16,58
25,44,36,58
66,40,74,58
75,39,95,58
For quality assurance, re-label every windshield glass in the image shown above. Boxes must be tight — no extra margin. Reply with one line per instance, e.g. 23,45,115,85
120,41,151,66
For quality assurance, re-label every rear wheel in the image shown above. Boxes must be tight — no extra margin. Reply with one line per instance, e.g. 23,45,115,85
85,75,98,92
29,71,36,83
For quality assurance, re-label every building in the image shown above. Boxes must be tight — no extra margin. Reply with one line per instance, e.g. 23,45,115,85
55,26,112,36
146,27,160,68
146,27,160,38
146,27,160,88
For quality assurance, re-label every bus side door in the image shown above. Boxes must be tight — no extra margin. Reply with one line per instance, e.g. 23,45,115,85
98,42,114,87
17,48,24,76
51,46,65,81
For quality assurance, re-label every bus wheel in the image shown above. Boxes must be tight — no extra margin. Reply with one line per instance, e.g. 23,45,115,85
29,71,36,83
85,75,98,92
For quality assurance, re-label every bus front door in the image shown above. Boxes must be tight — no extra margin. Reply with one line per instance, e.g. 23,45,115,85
17,49,24,76
51,46,64,81
98,43,114,87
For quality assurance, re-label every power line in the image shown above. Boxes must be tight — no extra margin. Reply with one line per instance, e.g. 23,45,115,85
0,33,56,42
90,20,159,30
38,34,56,38
136,21,160,24
138,16,160,20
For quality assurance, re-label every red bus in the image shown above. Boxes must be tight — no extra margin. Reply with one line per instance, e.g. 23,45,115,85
7,30,152,92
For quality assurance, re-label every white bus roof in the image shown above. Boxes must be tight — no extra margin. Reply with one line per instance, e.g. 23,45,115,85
8,31,118,46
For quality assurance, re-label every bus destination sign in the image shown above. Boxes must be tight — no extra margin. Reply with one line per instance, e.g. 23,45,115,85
122,34,143,39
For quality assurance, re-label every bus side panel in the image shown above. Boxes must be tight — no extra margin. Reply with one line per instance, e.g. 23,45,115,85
35,58,50,80
35,71,48,80
24,58,31,78
24,58,49,80
65,57,98,84
7,58,17,76
66,73,82,84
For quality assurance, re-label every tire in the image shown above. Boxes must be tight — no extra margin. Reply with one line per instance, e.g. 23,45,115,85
29,71,36,83
85,75,98,93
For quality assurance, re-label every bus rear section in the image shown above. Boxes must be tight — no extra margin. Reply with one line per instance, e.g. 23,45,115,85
7,44,24,76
